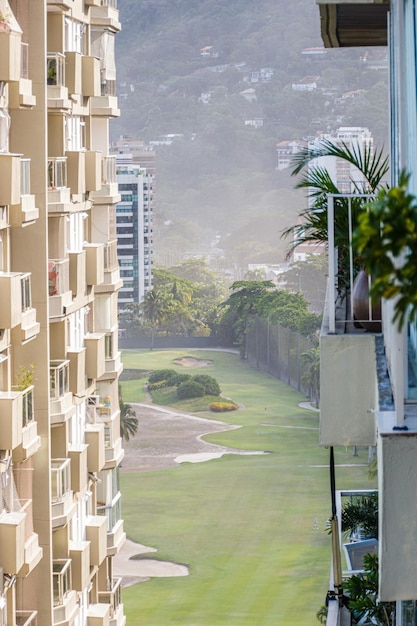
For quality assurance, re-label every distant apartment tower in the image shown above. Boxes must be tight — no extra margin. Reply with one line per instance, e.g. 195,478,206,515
116,154,154,306
309,126,374,192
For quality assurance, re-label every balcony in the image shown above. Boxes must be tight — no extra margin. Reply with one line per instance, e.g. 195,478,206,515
84,243,105,286
90,156,119,204
15,611,38,626
95,241,122,293
87,604,111,626
86,151,102,192
85,424,105,472
49,259,72,318
0,27,21,82
82,56,101,96
103,414,124,469
90,1,121,32
97,494,125,555
69,250,87,298
65,51,82,96
51,458,74,527
0,509,26,573
69,540,90,591
50,359,74,424
19,500,42,577
0,272,23,329
53,559,79,624
66,150,86,196
68,444,88,494
8,43,36,108
86,515,107,566
0,390,23,448
90,94,120,118
68,348,86,396
0,153,21,206
20,273,40,342
14,386,41,462
47,53,70,108
85,333,106,380
320,194,379,448
104,330,122,378
11,159,39,227
98,577,123,621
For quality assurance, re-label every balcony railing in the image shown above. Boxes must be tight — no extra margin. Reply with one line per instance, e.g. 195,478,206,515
22,385,34,428
49,360,69,400
16,610,38,626
52,559,72,606
104,240,118,271
105,332,113,359
21,43,29,80
101,79,116,97
20,158,31,196
48,259,70,296
97,493,121,532
51,459,71,503
98,577,122,617
101,0,117,7
21,273,32,312
326,193,380,334
48,157,67,190
101,156,116,184
47,53,65,87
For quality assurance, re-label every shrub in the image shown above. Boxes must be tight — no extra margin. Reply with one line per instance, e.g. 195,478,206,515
192,374,221,396
167,373,192,386
148,369,177,384
177,380,206,399
209,401,238,412
148,380,170,391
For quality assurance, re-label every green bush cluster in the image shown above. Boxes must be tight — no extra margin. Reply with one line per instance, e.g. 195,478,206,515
209,401,238,412
147,369,222,400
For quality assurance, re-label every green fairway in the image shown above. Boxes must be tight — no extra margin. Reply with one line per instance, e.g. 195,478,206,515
120,349,374,625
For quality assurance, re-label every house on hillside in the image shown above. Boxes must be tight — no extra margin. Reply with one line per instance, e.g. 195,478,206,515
240,87,257,102
292,75,320,91
276,139,308,170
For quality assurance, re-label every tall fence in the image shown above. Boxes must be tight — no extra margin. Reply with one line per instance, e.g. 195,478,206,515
245,315,315,397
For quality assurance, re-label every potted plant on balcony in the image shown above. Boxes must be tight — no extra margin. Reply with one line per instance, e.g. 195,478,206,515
0,10,11,32
353,171,417,331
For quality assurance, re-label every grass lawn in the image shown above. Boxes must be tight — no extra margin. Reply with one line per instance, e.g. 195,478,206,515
120,349,374,625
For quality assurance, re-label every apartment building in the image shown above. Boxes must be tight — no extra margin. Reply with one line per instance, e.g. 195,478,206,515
115,154,154,307
309,126,374,193
0,1,125,624
314,1,417,625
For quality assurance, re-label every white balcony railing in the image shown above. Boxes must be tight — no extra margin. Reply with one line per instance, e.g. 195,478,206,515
21,273,32,312
21,43,29,80
16,610,38,626
48,157,67,190
97,493,121,533
104,240,118,271
21,159,31,196
51,459,71,503
52,559,72,606
101,156,116,184
49,360,69,400
101,0,117,7
98,577,122,617
326,193,380,334
105,332,113,359
22,385,34,428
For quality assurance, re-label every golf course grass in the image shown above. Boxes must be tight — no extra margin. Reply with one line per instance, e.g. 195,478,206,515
120,349,374,625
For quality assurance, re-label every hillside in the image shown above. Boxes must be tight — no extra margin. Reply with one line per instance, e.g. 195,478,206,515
113,0,388,270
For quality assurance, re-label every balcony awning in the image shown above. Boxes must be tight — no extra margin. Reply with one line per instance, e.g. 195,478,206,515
317,1,390,48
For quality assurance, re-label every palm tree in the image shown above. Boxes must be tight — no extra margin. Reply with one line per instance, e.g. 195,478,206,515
282,138,389,291
119,387,138,442
140,288,172,349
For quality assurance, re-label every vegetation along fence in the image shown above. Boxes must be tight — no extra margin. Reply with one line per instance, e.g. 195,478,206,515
245,315,315,399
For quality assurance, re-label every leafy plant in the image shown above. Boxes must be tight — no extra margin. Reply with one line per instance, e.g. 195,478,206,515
353,170,417,330
148,369,177,384
209,401,238,412
119,385,138,442
344,553,395,625
14,363,36,390
192,374,221,396
342,493,378,540
177,380,206,399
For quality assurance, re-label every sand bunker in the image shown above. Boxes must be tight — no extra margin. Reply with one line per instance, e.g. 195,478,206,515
114,539,189,587
173,356,213,368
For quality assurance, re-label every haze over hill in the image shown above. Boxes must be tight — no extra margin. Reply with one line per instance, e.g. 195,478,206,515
113,0,388,271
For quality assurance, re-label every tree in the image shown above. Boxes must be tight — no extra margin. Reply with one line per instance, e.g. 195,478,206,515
301,347,320,407
140,288,173,349
119,387,138,442
282,137,389,291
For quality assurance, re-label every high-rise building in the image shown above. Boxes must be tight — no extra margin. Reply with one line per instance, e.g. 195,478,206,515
116,153,154,307
0,1,125,624
314,1,417,625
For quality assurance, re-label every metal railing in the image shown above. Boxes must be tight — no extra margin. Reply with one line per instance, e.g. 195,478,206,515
52,559,72,606
48,157,67,190
105,332,113,359
51,459,71,502
21,273,32,311
21,43,29,80
326,193,380,334
97,492,121,532
104,240,118,270
101,0,117,7
98,577,122,617
16,611,38,626
49,360,69,400
22,385,34,427
101,79,116,97
21,158,31,196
